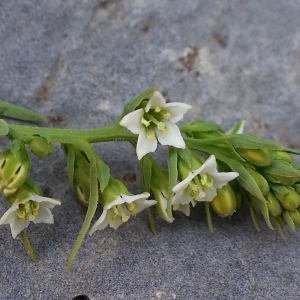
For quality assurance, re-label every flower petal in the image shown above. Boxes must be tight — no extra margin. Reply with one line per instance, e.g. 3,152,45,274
11,218,30,238
109,216,124,230
198,188,217,202
172,171,196,193
173,188,192,205
212,172,239,189
89,210,109,235
165,103,192,123
32,194,61,208
134,199,157,214
173,203,190,216
197,155,218,175
33,206,54,224
136,127,157,159
145,91,166,112
119,108,144,134
155,120,185,148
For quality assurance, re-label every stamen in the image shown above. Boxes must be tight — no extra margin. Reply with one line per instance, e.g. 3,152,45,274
154,106,161,113
116,205,130,222
146,130,155,140
127,202,136,216
161,110,170,120
141,117,151,127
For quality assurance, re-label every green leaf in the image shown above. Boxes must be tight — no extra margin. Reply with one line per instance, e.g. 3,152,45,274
140,155,152,193
167,146,178,218
282,210,296,232
257,198,273,229
117,87,157,122
229,134,282,150
293,183,300,194
0,100,47,123
180,120,223,133
282,148,300,156
0,119,9,136
226,120,245,135
263,160,300,178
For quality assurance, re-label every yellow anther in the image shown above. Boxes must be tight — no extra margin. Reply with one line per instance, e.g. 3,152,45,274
127,202,136,215
154,107,161,113
16,201,40,221
161,128,168,135
161,111,170,120
146,132,155,140
141,117,151,127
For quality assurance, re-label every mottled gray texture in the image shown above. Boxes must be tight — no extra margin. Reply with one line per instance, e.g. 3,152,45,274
1,1,300,299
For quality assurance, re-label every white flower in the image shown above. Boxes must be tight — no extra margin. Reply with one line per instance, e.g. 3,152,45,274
120,91,192,159
172,155,239,215
89,192,156,234
0,192,61,238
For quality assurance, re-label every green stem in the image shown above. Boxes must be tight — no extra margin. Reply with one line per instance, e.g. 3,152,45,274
20,230,38,262
7,123,136,144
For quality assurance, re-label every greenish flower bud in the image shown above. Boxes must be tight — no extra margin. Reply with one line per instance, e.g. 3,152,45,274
270,174,296,186
275,214,286,226
288,209,300,225
177,151,203,180
237,148,272,167
29,136,53,158
210,184,236,217
265,191,282,217
272,151,293,163
0,146,30,196
278,187,300,211
246,167,269,196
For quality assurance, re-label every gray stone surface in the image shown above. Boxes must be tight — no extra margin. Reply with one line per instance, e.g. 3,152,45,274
1,0,300,299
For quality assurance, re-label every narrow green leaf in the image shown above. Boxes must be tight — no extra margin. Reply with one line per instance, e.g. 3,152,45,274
180,120,223,133
249,204,260,231
257,199,273,229
167,147,178,218
229,134,282,150
67,161,98,273
0,119,9,136
282,210,296,232
177,148,192,168
272,217,286,239
263,160,300,178
117,87,157,122
282,148,300,156
226,120,245,135
0,100,47,123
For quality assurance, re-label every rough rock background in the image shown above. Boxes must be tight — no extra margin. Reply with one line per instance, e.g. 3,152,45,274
1,1,300,299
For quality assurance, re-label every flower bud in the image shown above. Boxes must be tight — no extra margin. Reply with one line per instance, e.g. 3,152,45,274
0,146,30,196
278,187,300,211
237,148,272,167
29,136,53,158
272,151,293,163
265,192,282,217
270,174,297,186
275,214,286,225
246,167,269,196
210,184,236,217
288,209,300,225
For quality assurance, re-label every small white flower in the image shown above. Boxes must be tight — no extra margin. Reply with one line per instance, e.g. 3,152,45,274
120,91,192,159
172,155,239,215
89,192,156,234
0,192,61,238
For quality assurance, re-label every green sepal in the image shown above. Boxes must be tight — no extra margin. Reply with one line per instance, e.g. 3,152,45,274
177,148,192,169
167,146,178,218
0,100,47,123
9,139,21,155
249,202,260,231
140,154,152,193
0,119,9,136
269,184,290,201
282,210,296,232
272,217,286,239
95,156,110,193
263,160,300,178
117,87,157,122
257,198,273,229
230,134,282,150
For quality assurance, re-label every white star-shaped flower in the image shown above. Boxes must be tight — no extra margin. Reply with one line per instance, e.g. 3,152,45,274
0,190,61,238
89,192,156,234
120,91,192,159
172,155,239,216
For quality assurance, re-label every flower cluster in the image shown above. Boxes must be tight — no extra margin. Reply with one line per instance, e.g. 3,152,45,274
0,87,299,271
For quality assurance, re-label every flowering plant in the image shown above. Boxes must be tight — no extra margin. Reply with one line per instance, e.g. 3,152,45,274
0,87,299,272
